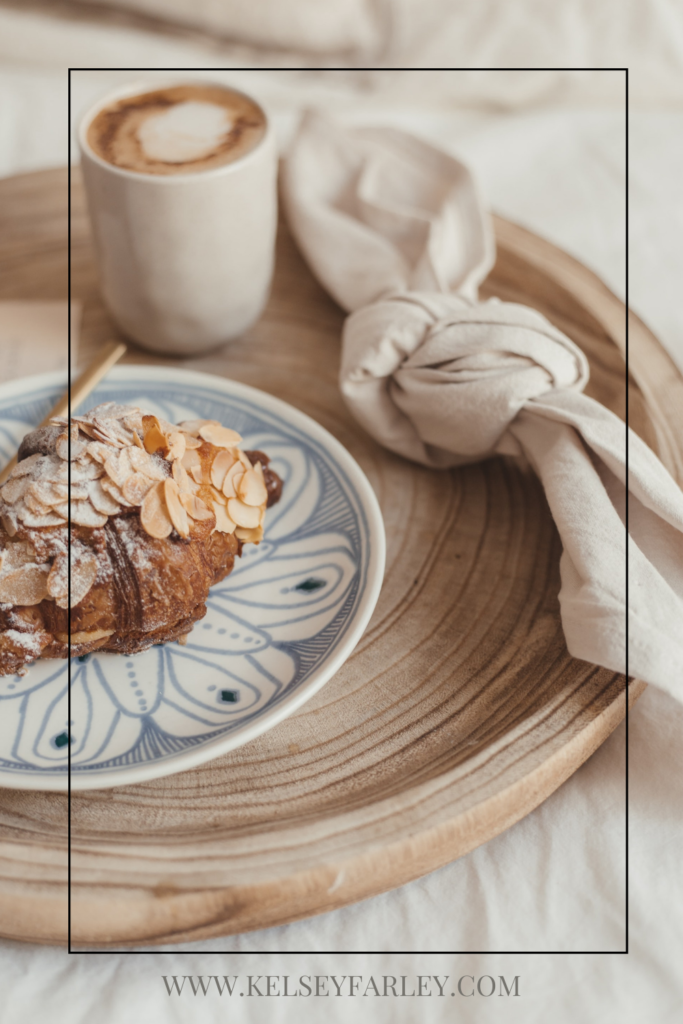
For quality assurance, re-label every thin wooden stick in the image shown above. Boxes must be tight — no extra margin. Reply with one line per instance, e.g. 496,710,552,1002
0,341,127,484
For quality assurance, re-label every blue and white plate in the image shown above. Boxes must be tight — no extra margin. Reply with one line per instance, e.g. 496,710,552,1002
0,367,385,790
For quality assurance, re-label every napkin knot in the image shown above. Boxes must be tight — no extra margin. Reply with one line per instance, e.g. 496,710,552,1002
341,290,590,465
284,112,683,701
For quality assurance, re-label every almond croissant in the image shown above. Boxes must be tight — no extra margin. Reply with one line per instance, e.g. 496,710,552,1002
0,403,282,676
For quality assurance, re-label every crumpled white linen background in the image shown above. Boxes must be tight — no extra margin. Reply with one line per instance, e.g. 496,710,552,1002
0,51,681,1024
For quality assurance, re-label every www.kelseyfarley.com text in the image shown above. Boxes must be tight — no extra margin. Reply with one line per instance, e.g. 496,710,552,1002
162,975,521,998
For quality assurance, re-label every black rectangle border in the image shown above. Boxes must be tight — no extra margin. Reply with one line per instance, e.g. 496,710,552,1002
66,64,626,954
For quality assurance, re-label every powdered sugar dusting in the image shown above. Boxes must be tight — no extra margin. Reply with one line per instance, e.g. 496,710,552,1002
1,629,44,655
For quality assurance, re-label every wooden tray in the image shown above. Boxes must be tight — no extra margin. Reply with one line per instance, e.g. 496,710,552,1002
0,168,679,948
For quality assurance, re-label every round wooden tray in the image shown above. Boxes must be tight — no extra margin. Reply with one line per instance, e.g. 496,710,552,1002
0,168,678,948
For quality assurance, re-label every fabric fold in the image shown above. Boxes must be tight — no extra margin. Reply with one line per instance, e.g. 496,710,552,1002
282,110,683,701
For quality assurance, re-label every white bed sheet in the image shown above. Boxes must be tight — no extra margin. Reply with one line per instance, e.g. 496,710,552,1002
0,43,682,1024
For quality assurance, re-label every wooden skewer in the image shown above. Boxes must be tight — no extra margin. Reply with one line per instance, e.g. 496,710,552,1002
0,341,127,485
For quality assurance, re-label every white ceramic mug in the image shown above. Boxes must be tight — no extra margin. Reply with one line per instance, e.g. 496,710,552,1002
78,81,278,355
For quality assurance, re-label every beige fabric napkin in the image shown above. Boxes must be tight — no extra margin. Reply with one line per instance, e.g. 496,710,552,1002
282,111,683,702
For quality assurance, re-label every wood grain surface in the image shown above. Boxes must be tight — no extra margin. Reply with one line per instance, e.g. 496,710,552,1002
0,167,675,949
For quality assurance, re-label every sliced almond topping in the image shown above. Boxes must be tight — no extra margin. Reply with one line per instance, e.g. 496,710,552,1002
122,471,156,506
100,456,121,485
71,482,91,502
227,498,261,529
54,432,70,461
172,460,193,494
45,553,69,607
142,415,168,455
103,448,133,489
70,549,98,608
36,457,68,485
164,478,190,538
87,479,121,515
0,564,50,605
0,541,37,575
127,446,147,471
236,449,253,471
70,500,108,528
222,461,244,499
140,481,173,539
55,424,87,461
237,463,268,507
44,482,70,502
212,501,236,534
11,499,28,521
165,431,186,462
72,433,88,460
85,441,112,465
91,416,135,449
0,475,30,505
199,423,242,449
100,477,133,508
129,446,156,475
211,449,236,491
181,449,205,486
178,419,217,438
1,512,18,537
11,453,42,478
143,462,169,484
46,548,98,609
181,448,201,472
181,433,202,449
28,481,74,507
209,485,227,506
71,458,103,483
23,488,51,515
103,453,123,488
72,419,99,440
122,411,144,433
235,525,264,544
90,427,123,449
21,510,66,529
134,456,167,484
180,493,214,522
25,483,76,518
131,430,144,449
119,447,134,480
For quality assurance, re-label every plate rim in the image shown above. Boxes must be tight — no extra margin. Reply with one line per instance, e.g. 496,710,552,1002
0,366,386,791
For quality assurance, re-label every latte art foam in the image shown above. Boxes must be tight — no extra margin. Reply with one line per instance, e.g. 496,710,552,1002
86,84,266,176
138,102,234,164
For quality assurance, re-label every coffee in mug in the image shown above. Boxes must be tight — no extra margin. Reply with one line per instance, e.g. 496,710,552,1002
79,81,277,356
86,84,266,176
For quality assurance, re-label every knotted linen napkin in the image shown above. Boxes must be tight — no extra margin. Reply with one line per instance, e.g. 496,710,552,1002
282,111,683,702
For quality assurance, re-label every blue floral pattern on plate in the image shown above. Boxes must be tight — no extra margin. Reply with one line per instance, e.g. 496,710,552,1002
0,368,385,790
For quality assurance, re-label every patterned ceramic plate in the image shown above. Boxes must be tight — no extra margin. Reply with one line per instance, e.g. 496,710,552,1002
0,367,385,791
